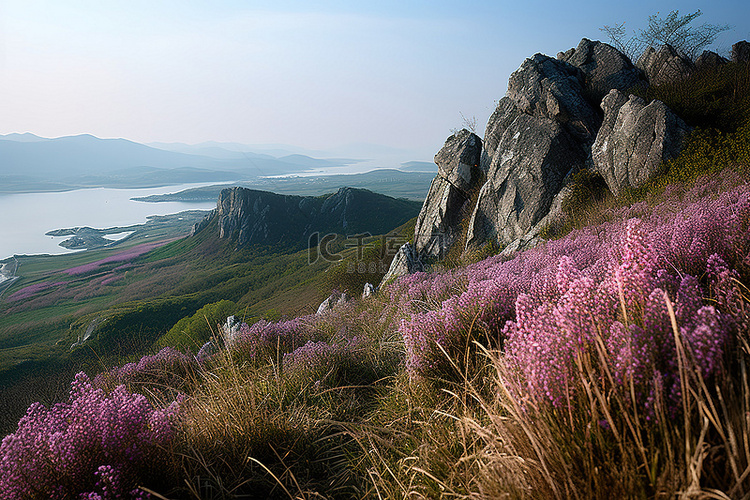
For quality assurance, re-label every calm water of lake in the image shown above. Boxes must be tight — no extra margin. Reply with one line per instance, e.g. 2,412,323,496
0,183,221,260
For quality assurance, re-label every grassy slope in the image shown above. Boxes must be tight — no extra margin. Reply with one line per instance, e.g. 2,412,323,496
0,194,417,434
156,58,750,497
151,59,750,498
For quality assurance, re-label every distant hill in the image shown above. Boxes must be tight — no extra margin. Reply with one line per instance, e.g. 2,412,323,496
196,186,422,250
0,134,222,176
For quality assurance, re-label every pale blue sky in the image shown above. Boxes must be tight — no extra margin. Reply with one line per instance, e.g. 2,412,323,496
0,1,747,160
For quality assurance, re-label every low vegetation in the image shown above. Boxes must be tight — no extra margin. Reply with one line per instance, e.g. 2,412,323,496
4,165,750,498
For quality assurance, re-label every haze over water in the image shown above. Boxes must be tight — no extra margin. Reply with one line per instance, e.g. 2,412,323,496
0,183,218,260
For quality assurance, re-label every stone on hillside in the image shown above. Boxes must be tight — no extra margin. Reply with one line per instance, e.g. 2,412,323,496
637,44,694,86
362,283,375,299
380,243,424,285
695,50,728,71
433,129,483,193
413,130,483,260
506,53,600,143
316,297,333,315
558,38,645,103
592,89,690,196
732,41,750,63
315,291,349,315
222,315,242,343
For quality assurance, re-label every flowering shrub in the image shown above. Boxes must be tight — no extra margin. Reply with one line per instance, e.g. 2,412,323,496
64,242,166,276
283,336,376,389
0,372,181,499
226,316,317,366
6,281,68,301
389,170,748,417
94,347,199,394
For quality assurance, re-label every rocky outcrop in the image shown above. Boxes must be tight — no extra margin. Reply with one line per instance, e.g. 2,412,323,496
466,53,599,251
434,129,483,192
695,50,728,71
380,37,708,287
381,243,424,284
190,211,214,236
637,44,694,86
209,186,421,249
558,38,645,102
592,89,691,196
412,129,482,260
733,41,750,63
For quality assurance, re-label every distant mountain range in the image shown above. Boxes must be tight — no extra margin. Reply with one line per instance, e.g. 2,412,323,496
0,134,382,193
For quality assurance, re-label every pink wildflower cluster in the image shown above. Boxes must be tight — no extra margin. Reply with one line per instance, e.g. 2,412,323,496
283,336,371,388
64,242,166,276
0,372,180,499
94,347,198,393
389,171,749,415
6,281,68,302
227,316,317,365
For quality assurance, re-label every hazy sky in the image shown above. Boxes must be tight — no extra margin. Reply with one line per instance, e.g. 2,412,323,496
1,1,748,159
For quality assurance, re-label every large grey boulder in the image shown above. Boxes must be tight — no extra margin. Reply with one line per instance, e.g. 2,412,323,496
592,89,690,196
467,112,587,248
380,243,424,284
695,50,728,71
637,44,694,86
412,130,482,260
506,54,600,143
467,54,596,250
732,41,750,63
558,38,645,103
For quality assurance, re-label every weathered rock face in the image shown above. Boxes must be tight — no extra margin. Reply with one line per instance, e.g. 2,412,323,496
467,112,587,248
412,129,482,260
212,186,421,249
480,97,519,172
381,38,705,285
733,41,750,63
506,54,600,143
434,129,483,193
466,54,597,250
695,50,729,71
380,243,424,284
637,44,694,86
592,89,691,196
558,38,645,102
